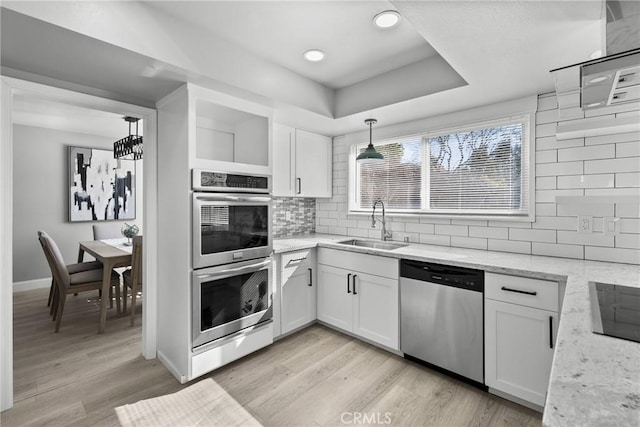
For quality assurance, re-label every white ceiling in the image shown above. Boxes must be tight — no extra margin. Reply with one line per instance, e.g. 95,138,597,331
1,1,605,136
146,1,438,89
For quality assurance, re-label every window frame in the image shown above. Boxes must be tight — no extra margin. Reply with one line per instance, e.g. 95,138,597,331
348,113,535,221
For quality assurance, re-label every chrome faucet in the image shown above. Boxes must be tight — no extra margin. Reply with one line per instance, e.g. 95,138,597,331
372,199,392,241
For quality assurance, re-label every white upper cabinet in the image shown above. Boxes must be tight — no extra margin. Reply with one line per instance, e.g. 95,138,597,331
273,123,332,198
157,83,273,176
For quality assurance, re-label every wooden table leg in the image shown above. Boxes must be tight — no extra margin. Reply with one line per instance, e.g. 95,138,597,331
98,260,113,334
77,247,85,263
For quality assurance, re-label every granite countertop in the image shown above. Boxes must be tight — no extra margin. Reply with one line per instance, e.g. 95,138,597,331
273,234,640,427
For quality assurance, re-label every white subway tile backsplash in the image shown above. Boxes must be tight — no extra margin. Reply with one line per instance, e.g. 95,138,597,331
585,157,640,174
536,150,558,164
536,109,559,124
469,226,508,239
616,141,640,158
406,223,435,234
557,174,615,189
558,107,584,121
585,246,640,265
616,234,640,250
557,201,615,217
585,188,640,197
536,176,557,190
451,219,489,226
536,123,557,138
532,242,583,259
488,239,531,254
347,228,369,238
419,217,451,225
536,136,583,151
617,202,640,217
557,230,614,247
451,236,488,250
419,234,451,246
620,219,640,234
488,220,532,229
537,94,557,111
319,218,338,227
532,216,577,231
510,228,556,243
536,161,583,176
585,131,640,146
435,224,468,236
557,144,615,162
536,203,556,216
616,173,640,188
536,189,583,203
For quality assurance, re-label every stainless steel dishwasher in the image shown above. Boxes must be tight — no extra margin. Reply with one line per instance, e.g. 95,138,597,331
400,259,485,385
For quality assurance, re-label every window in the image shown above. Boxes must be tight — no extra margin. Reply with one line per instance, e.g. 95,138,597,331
350,115,531,218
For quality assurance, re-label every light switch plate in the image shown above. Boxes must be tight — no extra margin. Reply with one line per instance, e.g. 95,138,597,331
602,216,620,235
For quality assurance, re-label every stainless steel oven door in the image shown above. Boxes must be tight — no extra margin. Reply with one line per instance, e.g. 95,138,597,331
192,193,272,269
192,257,272,349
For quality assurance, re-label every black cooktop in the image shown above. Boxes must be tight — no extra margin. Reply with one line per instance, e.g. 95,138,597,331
589,282,640,343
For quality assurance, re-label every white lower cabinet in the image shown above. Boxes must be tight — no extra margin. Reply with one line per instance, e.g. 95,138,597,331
281,250,316,335
317,249,399,350
276,249,317,337
484,272,559,408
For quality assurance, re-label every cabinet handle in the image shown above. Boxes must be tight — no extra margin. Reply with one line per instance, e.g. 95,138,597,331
549,316,554,349
296,178,302,194
501,286,537,296
352,274,357,295
308,268,312,287
347,273,351,294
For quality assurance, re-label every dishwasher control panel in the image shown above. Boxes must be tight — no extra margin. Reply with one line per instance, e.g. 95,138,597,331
400,259,484,292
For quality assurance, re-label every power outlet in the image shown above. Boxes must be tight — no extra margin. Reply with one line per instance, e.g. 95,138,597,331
602,216,620,235
577,215,593,234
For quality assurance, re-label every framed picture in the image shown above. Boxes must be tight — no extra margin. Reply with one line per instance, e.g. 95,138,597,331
68,146,136,222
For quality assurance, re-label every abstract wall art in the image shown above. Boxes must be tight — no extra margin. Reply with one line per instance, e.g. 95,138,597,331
68,146,136,222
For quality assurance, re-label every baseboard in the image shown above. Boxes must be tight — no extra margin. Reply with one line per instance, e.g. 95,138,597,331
13,278,51,293
488,387,544,413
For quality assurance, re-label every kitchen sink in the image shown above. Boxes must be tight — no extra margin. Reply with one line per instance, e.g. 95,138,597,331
336,239,409,251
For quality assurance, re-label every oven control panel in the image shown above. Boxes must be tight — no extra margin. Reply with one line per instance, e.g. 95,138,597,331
192,169,271,193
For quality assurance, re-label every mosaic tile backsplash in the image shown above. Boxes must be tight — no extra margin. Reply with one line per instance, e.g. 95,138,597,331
273,197,316,237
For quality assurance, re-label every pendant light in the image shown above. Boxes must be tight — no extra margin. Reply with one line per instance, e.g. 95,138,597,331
114,116,143,160
356,118,384,162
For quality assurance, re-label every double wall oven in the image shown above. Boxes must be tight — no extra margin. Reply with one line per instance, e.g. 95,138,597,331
191,170,273,349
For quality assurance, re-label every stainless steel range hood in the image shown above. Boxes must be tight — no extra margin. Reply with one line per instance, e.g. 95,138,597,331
581,49,640,110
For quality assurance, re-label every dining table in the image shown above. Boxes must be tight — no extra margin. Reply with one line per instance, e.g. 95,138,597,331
77,238,132,333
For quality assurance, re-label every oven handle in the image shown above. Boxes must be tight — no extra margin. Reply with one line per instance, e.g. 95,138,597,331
195,194,272,203
195,259,271,280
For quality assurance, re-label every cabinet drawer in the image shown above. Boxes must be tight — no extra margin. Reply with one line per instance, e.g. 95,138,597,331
318,248,398,279
281,249,313,283
485,272,558,312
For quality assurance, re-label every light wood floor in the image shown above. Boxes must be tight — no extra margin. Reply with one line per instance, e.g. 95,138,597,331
2,288,542,427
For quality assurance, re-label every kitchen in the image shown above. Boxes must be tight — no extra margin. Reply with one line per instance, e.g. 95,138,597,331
1,1,639,426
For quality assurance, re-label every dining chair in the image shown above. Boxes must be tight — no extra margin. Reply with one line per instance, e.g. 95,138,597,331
92,223,123,240
122,235,142,326
38,231,120,332
38,231,103,312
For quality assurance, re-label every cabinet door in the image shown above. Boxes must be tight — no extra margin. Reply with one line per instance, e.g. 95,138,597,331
485,299,557,407
281,266,316,335
352,272,399,350
272,123,294,197
317,264,353,331
294,129,332,198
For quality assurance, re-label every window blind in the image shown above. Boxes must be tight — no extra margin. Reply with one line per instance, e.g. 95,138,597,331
351,117,530,217
356,136,423,210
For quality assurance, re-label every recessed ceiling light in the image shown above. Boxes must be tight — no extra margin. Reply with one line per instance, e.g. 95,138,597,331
585,101,604,108
304,49,325,62
373,10,401,29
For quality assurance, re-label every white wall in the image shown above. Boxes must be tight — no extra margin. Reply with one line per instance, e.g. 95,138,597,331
12,124,144,285
316,93,640,265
